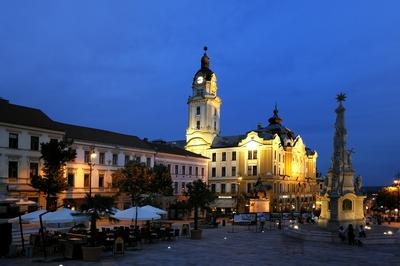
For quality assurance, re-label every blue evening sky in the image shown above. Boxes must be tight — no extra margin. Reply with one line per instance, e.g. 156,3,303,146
1,1,399,186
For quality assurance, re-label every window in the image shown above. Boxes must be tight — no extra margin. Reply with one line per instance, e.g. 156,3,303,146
112,154,118,166
214,121,216,130
125,155,130,165
84,174,90,188
211,167,216,177
201,168,204,176
189,166,192,175
175,165,179,175
168,164,171,173
195,167,198,176
29,163,39,178
99,152,105,164
211,184,216,192
136,156,141,163
146,157,151,167
248,150,257,160
181,182,186,191
231,166,236,177
342,199,352,211
196,121,200,129
231,183,236,193
9,133,18,149
221,167,226,177
84,151,90,163
232,151,236,161
8,161,18,178
182,166,186,175
30,136,39,151
98,174,104,188
196,106,200,115
222,152,226,161
67,173,74,187
247,183,253,193
274,150,277,160
221,184,226,194
212,153,216,162
273,165,276,175
248,165,257,176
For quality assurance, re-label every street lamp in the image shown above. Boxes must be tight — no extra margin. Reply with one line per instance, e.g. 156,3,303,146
88,149,97,199
236,176,242,212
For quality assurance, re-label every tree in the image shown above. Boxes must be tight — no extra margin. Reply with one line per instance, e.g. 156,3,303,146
112,161,153,225
375,187,398,211
30,139,76,210
185,179,217,230
151,164,173,196
81,194,115,246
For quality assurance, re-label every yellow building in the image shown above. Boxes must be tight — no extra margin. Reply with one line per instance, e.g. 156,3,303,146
185,48,318,213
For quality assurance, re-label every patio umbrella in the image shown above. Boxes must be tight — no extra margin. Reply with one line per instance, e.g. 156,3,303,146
141,205,168,215
15,199,38,206
8,209,47,223
112,206,161,221
31,207,89,224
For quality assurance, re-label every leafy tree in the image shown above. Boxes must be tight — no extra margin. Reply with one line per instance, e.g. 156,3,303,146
30,139,76,210
151,164,173,196
112,161,153,225
185,179,217,230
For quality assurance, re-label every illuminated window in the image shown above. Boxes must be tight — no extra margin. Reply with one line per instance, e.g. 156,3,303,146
232,151,236,161
248,165,257,176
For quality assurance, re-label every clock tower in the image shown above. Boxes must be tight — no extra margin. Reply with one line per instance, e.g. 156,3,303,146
185,47,221,156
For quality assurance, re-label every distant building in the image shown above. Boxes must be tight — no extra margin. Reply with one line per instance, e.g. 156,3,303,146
0,98,206,210
184,48,318,214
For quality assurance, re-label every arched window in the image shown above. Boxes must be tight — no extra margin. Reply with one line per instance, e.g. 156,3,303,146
342,199,352,211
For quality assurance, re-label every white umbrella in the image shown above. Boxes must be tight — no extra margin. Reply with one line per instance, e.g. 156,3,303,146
8,209,47,223
31,207,89,224
141,205,167,215
112,206,161,221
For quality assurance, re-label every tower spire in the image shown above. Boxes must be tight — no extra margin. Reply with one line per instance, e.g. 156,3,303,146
201,46,210,69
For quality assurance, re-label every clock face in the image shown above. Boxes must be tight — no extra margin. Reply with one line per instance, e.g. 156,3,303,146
196,76,204,84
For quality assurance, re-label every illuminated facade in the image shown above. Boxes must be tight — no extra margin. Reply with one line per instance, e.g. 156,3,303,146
185,50,318,213
0,99,207,210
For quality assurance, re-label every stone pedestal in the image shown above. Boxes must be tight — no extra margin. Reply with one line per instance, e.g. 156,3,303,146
249,198,270,213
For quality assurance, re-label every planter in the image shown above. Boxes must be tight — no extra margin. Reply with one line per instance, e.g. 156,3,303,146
81,246,103,261
190,229,202,240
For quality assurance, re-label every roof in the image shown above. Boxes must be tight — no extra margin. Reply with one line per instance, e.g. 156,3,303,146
150,140,208,159
55,122,153,150
0,99,60,131
211,135,245,148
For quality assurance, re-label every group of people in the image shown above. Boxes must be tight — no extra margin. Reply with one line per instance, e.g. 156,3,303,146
338,224,366,246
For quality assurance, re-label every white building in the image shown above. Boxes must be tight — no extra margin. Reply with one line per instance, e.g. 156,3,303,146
0,98,208,210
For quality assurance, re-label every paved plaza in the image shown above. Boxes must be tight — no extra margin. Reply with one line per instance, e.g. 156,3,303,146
1,224,399,266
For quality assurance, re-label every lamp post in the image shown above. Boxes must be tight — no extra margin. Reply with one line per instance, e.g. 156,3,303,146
394,178,400,221
88,149,97,199
236,176,242,213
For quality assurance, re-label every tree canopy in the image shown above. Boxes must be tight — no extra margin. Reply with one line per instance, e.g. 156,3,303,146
30,138,76,210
